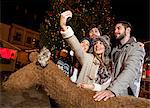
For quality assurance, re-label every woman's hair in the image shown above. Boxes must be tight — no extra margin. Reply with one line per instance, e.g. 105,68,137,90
94,51,110,68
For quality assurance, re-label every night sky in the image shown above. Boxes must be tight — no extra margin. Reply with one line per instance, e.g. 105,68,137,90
112,0,149,42
1,0,48,30
1,0,149,42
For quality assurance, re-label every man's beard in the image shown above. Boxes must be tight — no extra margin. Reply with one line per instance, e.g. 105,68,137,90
116,32,125,40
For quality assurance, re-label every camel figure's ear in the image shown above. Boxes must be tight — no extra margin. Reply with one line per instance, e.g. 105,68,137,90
29,51,39,63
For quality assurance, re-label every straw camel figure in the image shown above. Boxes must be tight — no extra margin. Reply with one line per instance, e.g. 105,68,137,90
3,51,150,108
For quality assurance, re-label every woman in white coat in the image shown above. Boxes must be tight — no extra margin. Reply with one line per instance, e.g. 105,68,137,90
60,10,112,91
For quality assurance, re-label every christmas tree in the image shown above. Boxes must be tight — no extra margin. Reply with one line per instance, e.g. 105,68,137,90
39,0,115,61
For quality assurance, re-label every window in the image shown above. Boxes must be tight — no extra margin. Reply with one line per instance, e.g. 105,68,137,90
25,31,34,46
13,32,22,41
12,27,24,44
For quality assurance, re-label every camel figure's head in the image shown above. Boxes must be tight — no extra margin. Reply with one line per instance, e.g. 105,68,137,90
37,46,51,67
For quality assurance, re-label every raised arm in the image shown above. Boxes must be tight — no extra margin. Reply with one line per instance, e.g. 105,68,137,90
60,10,85,65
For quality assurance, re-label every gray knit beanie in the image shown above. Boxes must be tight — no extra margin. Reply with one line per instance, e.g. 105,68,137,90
93,35,111,56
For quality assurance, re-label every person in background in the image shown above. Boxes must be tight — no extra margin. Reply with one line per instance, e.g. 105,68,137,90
87,24,103,53
88,24,102,39
60,10,112,91
93,21,145,101
56,48,72,76
80,37,91,53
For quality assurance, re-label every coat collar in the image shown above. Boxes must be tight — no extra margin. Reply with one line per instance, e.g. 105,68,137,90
118,37,136,49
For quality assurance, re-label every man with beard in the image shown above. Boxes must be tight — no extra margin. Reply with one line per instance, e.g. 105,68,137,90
93,21,145,101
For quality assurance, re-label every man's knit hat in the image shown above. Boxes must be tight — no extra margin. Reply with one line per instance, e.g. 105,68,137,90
93,35,111,56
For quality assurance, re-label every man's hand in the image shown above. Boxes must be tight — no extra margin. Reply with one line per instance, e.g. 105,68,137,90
60,10,72,31
93,90,115,101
